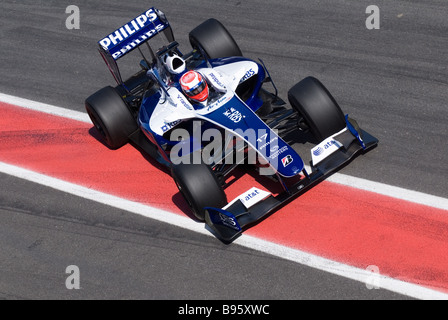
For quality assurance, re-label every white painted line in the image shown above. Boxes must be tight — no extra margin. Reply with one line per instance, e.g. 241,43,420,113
327,173,448,211
304,165,448,211
0,161,446,300
0,92,91,123
1,91,446,211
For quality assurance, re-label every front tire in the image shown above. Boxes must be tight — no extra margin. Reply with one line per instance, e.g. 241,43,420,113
171,164,227,221
85,86,138,149
288,77,346,142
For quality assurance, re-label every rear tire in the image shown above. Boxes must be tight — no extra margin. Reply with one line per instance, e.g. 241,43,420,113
171,164,227,221
189,18,242,59
85,86,138,149
288,77,346,142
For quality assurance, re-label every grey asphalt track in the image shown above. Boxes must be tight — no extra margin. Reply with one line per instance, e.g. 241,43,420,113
1,0,446,300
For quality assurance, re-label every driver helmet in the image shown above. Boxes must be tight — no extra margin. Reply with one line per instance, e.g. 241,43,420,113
179,70,209,103
163,51,186,74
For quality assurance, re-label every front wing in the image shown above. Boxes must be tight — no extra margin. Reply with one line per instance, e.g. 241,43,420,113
204,118,378,242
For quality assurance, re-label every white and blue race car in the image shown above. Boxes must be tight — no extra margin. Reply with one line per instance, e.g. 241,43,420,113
85,7,378,242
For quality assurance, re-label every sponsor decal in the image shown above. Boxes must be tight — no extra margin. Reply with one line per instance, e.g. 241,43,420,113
323,140,338,149
218,213,239,230
208,72,226,89
112,24,165,59
99,9,158,49
240,187,271,208
311,134,344,165
244,189,260,202
223,187,271,210
269,146,288,159
206,96,229,112
239,68,256,83
161,120,181,133
99,8,165,59
176,94,193,110
313,147,324,156
223,107,243,123
259,136,278,151
281,155,293,167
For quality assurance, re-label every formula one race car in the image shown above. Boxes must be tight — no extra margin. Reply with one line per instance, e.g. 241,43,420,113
85,7,378,242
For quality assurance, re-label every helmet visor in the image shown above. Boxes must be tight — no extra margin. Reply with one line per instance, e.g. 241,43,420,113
184,80,207,98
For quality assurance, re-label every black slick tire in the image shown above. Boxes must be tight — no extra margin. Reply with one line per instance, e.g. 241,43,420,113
85,86,138,149
171,164,227,221
288,77,346,142
189,18,242,59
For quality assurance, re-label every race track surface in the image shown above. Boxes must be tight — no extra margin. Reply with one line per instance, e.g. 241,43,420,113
0,0,447,301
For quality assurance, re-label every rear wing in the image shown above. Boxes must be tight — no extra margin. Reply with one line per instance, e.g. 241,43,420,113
97,7,174,86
